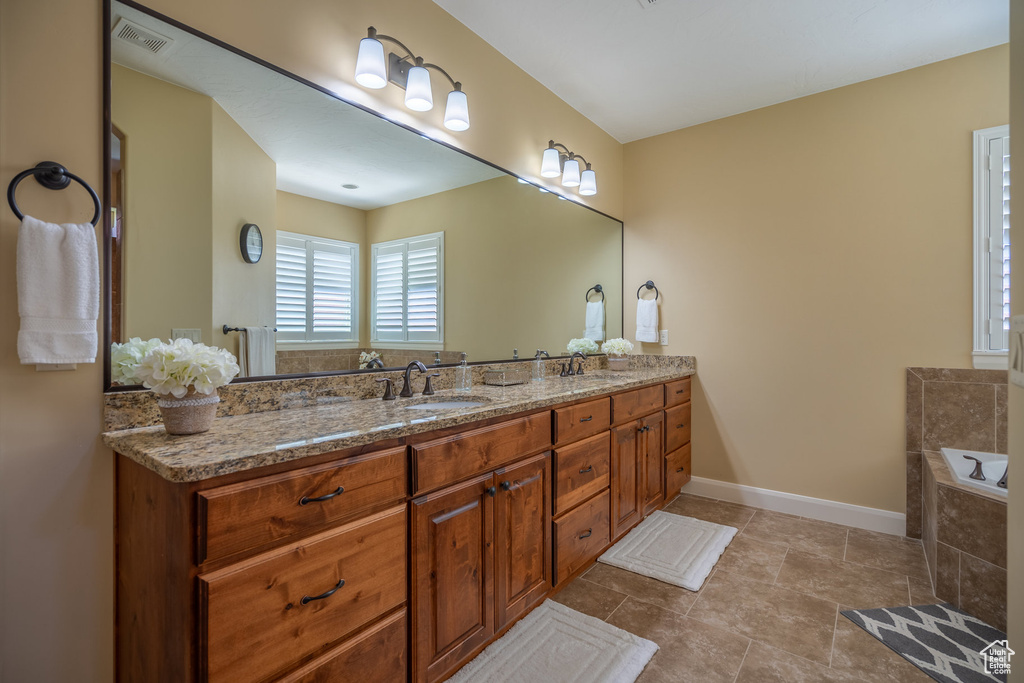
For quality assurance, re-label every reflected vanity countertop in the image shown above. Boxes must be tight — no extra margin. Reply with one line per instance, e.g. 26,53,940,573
102,366,694,483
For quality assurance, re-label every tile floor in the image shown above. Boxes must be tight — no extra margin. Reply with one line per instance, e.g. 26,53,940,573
551,492,939,682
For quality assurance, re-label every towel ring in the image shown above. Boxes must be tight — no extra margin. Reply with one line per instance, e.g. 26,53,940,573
636,280,659,300
586,284,604,302
7,161,102,227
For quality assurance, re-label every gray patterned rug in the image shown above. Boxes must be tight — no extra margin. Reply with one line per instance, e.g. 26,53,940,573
842,604,1008,683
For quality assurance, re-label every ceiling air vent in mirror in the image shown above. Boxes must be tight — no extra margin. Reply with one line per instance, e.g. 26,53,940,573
112,17,174,55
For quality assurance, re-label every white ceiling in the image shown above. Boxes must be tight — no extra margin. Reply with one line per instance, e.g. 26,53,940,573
433,0,1009,143
111,2,502,210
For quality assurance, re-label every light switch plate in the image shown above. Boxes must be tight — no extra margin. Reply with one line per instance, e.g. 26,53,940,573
172,328,202,343
660,329,669,345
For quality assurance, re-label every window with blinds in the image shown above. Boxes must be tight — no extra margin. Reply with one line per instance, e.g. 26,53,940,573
275,231,359,342
973,125,1011,366
371,232,444,343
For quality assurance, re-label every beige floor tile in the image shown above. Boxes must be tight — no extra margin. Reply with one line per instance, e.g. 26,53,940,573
715,535,789,584
831,607,934,682
687,570,839,665
908,576,943,605
582,562,700,614
844,529,931,581
549,578,626,620
774,550,912,608
740,510,849,560
735,641,849,683
605,597,751,683
663,494,756,528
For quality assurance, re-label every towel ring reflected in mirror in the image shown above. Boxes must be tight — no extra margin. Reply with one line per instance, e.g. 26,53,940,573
7,161,102,226
586,284,604,302
636,280,659,300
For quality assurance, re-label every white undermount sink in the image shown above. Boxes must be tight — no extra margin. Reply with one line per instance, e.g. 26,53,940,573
405,400,487,411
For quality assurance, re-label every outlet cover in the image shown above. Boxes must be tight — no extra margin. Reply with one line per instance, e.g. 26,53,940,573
660,329,669,345
172,328,202,343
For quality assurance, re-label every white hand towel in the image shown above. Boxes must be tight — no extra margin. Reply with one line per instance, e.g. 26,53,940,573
17,216,99,364
239,326,276,377
635,298,659,343
584,300,605,341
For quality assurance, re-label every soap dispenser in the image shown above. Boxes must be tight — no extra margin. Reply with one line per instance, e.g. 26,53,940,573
533,349,549,382
455,353,472,391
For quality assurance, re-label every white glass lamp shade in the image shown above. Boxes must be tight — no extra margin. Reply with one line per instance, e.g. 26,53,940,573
444,89,470,131
579,168,597,195
541,148,562,178
405,65,433,111
561,158,581,187
355,38,387,89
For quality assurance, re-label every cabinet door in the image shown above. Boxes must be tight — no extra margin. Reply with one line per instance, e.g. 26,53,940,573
640,412,665,515
411,473,495,683
494,453,552,629
610,422,641,541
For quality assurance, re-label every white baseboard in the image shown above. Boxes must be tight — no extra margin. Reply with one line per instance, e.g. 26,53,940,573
681,476,907,537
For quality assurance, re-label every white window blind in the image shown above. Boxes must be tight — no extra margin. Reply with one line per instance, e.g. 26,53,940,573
371,232,443,343
973,126,1011,365
276,231,359,342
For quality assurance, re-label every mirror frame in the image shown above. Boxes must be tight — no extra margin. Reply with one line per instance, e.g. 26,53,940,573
102,0,624,391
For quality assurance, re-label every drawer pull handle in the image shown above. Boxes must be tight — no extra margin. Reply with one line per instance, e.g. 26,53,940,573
677,424,687,430
299,486,344,506
300,579,345,605
676,467,686,473
579,465,593,474
579,528,593,539
579,416,593,422
676,389,686,394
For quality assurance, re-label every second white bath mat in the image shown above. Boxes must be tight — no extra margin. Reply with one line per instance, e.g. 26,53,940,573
598,511,737,591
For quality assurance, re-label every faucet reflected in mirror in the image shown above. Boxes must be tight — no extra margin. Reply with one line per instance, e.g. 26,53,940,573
105,0,623,390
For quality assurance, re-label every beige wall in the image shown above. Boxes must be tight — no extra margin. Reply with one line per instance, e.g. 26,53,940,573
624,46,1009,514
112,64,214,343
1007,0,1022,669
366,175,623,359
0,0,621,679
210,105,277,357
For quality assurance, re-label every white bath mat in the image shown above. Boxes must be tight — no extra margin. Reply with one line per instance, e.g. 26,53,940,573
446,600,658,683
598,511,737,591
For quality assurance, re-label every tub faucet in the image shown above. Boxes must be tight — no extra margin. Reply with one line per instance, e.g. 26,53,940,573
399,360,428,398
997,463,1008,489
365,358,384,369
962,455,986,481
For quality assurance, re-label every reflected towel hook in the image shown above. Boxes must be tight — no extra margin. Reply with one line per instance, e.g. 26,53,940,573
585,284,604,302
636,280,659,300
7,161,102,226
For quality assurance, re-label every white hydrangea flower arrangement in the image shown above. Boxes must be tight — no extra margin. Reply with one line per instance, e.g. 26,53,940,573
359,350,381,369
110,337,163,385
131,338,240,397
601,338,634,356
566,338,599,355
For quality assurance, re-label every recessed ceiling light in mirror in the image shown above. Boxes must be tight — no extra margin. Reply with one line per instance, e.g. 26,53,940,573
342,184,359,190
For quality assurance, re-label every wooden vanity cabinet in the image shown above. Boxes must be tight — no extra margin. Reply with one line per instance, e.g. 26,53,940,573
609,386,666,540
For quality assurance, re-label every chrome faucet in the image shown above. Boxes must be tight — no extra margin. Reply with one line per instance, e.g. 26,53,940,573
399,360,428,397
365,358,384,369
567,352,587,376
998,463,1008,489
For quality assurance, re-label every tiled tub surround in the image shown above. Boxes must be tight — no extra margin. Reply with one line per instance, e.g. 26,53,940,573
275,347,464,375
102,355,694,482
905,367,1007,539
922,452,1007,631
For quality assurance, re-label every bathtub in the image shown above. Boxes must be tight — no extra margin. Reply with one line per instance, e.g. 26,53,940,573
939,448,1008,497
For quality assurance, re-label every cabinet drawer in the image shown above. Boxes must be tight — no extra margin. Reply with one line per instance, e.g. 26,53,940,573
199,506,407,683
197,447,407,564
553,397,610,446
277,608,407,683
611,385,664,425
664,403,692,454
666,443,692,495
664,377,691,408
412,412,551,494
553,432,610,517
553,489,610,584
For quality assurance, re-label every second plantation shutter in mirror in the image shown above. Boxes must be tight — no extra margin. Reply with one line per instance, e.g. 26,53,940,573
371,232,444,343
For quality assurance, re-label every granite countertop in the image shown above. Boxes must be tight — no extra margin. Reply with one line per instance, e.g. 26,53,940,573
103,367,694,483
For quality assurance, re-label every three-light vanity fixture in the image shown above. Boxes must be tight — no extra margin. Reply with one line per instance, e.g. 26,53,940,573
541,141,597,196
354,27,470,132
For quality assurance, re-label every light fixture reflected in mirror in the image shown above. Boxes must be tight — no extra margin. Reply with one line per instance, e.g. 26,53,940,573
539,141,598,196
354,27,469,131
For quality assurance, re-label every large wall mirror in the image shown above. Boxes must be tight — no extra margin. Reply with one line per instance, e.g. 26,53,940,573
104,0,623,390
